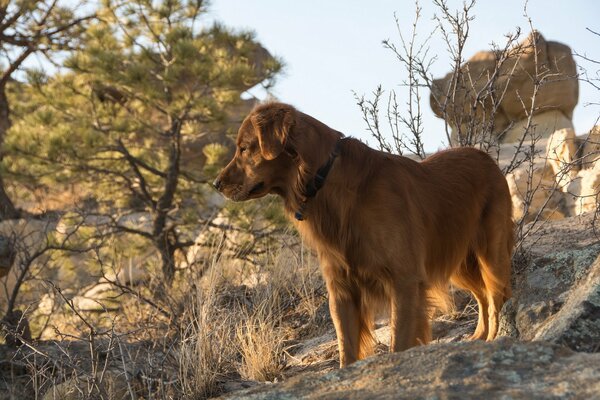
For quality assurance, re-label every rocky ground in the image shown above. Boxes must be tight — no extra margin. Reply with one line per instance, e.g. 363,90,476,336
217,212,600,399
221,339,600,400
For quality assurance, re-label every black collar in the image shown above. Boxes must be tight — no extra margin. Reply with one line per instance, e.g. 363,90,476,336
295,138,344,221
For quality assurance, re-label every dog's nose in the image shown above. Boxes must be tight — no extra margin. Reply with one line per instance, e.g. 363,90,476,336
213,177,222,191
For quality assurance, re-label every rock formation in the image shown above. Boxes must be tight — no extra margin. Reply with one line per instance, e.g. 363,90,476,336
430,31,578,145
219,339,600,400
499,125,600,223
499,212,600,351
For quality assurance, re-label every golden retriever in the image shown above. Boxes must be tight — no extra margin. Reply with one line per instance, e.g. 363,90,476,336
214,102,513,367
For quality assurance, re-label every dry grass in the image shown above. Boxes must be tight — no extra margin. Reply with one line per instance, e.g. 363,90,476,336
178,280,236,399
235,302,285,382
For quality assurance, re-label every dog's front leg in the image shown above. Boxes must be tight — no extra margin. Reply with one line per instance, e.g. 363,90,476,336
328,290,360,367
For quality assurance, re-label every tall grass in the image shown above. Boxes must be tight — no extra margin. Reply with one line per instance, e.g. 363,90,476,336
178,277,236,399
174,236,325,398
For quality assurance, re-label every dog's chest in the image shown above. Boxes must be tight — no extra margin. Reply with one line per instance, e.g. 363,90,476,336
295,215,343,248
295,218,360,269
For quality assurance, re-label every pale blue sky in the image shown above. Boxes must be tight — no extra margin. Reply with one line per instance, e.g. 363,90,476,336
209,0,600,151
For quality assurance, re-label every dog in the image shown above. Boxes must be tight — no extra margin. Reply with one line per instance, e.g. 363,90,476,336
214,102,513,367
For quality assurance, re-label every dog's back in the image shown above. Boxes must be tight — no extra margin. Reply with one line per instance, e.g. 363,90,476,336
419,148,513,276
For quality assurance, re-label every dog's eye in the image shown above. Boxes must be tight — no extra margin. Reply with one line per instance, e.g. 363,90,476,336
239,146,246,155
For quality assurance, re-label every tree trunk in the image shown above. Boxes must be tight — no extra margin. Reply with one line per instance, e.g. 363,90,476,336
0,86,19,220
155,232,176,285
152,121,181,285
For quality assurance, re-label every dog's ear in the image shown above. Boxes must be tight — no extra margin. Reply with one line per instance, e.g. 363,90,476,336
251,104,296,160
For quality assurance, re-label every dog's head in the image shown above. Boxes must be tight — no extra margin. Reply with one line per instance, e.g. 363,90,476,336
213,103,297,201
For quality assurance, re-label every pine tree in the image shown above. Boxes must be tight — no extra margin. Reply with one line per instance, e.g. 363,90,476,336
5,0,282,284
0,0,92,219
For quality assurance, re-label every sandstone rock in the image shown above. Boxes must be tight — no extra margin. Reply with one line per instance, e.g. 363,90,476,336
566,161,600,215
501,110,574,144
581,125,600,168
220,339,600,400
506,165,566,222
115,212,153,235
37,293,56,315
181,214,230,269
498,128,599,220
431,31,578,144
545,127,580,190
71,283,121,312
496,135,550,171
497,32,578,121
181,212,270,270
55,213,111,240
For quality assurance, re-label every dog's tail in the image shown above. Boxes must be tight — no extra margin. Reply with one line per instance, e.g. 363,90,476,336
426,281,454,318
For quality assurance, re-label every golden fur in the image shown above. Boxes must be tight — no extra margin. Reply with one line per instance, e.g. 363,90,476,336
214,102,513,367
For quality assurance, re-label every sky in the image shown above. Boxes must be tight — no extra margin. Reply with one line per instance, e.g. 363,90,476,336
207,0,600,151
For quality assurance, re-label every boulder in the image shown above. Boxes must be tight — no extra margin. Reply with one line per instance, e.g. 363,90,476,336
115,212,153,235
180,212,271,270
55,213,111,241
505,165,566,222
500,212,600,351
498,126,600,221
566,161,600,215
431,31,578,144
496,32,578,121
71,283,121,312
501,109,573,144
499,126,590,222
220,339,600,400
581,125,600,167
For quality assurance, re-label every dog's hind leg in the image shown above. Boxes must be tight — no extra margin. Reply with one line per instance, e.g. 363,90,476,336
451,252,490,340
477,247,511,340
476,215,513,341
